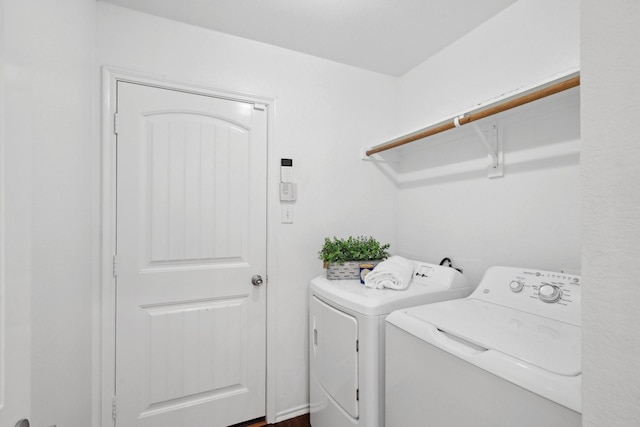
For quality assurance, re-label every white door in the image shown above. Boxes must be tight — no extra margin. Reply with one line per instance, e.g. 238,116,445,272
115,81,267,427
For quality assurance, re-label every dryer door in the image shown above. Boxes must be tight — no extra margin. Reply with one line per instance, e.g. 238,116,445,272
310,296,359,418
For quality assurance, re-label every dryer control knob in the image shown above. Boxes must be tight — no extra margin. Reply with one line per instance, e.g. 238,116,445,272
509,280,524,293
538,284,562,303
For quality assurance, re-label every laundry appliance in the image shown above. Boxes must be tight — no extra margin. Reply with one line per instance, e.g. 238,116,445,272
309,262,472,427
386,266,582,427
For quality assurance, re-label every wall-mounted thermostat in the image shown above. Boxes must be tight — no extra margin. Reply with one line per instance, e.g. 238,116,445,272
281,158,293,183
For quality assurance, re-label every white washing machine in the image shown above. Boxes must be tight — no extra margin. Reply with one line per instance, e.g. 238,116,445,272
309,262,473,427
385,266,582,427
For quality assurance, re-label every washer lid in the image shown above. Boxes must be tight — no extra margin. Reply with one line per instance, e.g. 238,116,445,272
401,299,581,376
310,274,471,316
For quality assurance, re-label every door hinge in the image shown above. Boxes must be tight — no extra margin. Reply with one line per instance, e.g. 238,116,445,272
113,112,119,135
112,396,117,420
356,389,359,401
356,339,359,352
113,254,118,278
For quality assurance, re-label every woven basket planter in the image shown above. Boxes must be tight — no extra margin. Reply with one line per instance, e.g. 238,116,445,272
326,260,381,280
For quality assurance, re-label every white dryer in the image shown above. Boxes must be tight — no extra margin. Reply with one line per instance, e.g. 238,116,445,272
386,266,582,427
309,262,472,427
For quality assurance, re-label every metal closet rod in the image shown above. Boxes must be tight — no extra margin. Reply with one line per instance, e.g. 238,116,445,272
365,74,580,157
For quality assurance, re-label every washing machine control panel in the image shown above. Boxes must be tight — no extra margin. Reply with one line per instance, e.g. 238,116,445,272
538,283,563,303
473,266,581,325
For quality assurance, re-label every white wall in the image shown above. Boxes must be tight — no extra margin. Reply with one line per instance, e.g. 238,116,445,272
2,0,96,426
581,1,640,426
391,0,581,284
397,0,580,135
96,3,399,420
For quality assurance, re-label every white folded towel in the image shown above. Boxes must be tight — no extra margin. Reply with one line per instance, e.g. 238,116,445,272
363,255,414,290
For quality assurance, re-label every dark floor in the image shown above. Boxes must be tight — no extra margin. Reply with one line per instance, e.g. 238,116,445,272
238,413,310,427
270,414,310,427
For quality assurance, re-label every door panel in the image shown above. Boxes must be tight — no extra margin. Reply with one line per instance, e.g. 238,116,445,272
115,81,267,427
141,297,248,416
144,113,249,267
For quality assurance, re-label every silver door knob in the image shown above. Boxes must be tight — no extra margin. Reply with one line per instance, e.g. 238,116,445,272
251,275,264,286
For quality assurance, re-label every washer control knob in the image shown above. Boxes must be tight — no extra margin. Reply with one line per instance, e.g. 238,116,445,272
538,284,562,303
509,280,524,293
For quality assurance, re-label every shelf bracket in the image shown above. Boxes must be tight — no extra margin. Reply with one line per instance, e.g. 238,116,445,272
470,122,503,178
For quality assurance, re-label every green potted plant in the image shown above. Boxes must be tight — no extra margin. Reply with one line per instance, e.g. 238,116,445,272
318,236,390,280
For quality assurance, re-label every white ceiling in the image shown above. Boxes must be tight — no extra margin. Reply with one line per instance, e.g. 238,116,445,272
99,0,517,76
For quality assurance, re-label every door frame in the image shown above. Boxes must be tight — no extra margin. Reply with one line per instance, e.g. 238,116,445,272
1,2,32,423
100,67,277,427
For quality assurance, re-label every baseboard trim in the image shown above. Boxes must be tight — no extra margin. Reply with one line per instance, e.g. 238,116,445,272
275,404,310,423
